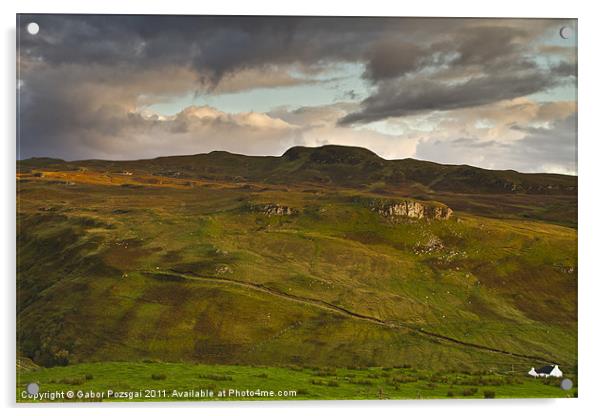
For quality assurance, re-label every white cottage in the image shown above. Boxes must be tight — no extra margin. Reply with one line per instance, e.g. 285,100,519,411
528,365,563,378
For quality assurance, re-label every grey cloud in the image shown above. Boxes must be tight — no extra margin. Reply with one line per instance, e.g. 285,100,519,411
339,21,576,125
363,40,428,80
509,112,577,172
17,62,197,159
339,69,562,125
451,138,505,148
19,16,572,89
551,61,577,77
19,15,394,86
360,24,535,83
268,102,358,127
415,112,577,174
451,25,529,68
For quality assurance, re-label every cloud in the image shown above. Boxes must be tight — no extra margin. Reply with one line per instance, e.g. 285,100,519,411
18,15,388,89
19,15,574,93
268,103,358,127
296,125,418,161
339,69,565,125
339,21,577,125
451,138,501,148
508,112,577,174
363,40,429,81
20,101,301,160
415,111,577,174
17,15,576,173
19,93,417,162
17,62,199,159
207,67,321,94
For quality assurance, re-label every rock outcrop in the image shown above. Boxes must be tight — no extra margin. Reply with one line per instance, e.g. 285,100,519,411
371,200,452,221
249,203,296,216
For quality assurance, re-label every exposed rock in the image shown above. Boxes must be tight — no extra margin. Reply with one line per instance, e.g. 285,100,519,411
429,205,454,220
371,199,452,221
215,265,232,275
250,203,297,216
38,206,59,212
414,235,445,254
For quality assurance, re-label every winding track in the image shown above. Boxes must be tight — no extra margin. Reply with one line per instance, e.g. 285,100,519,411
142,269,559,365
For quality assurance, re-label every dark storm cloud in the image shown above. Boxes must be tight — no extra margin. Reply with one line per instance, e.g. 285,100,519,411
362,40,429,81
360,24,536,83
339,68,563,125
19,15,404,85
339,22,576,125
451,25,529,68
18,15,572,91
21,15,550,87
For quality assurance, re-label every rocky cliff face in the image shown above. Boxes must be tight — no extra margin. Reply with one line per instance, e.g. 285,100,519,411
371,200,452,221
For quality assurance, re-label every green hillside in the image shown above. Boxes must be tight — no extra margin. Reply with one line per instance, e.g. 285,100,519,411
16,145,577,400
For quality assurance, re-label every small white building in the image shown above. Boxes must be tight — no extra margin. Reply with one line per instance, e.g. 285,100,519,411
528,364,563,378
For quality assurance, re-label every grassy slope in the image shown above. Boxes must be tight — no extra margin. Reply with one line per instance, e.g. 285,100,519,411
17,361,577,402
17,169,577,370
16,147,577,400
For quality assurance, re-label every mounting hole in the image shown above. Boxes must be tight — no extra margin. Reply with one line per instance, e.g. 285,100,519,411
26,382,40,395
559,26,572,40
560,378,573,391
26,22,39,35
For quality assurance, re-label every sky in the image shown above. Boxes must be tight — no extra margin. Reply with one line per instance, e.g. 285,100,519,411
17,15,577,174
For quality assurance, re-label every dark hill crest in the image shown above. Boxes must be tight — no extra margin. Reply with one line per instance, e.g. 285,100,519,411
19,144,577,197
283,145,381,165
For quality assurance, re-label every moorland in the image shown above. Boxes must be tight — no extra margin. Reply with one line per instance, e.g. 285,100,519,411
16,145,578,401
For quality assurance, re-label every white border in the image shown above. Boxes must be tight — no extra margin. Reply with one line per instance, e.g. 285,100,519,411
2,1,600,415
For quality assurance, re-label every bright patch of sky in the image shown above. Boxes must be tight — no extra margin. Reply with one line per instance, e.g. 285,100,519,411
363,114,440,137
528,84,576,103
146,63,371,116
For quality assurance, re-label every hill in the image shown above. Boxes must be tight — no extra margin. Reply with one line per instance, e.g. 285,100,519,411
18,145,577,227
16,145,577,375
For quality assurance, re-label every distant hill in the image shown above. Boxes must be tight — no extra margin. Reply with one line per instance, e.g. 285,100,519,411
19,145,577,227
19,145,577,195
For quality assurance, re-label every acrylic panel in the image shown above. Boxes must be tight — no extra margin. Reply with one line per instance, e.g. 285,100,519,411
16,14,577,402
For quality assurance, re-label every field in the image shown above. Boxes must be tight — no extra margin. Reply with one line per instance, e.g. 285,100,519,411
17,361,576,402
16,146,578,401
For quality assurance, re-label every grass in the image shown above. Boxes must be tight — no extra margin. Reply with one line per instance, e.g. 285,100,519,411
16,149,577,400
17,362,577,402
